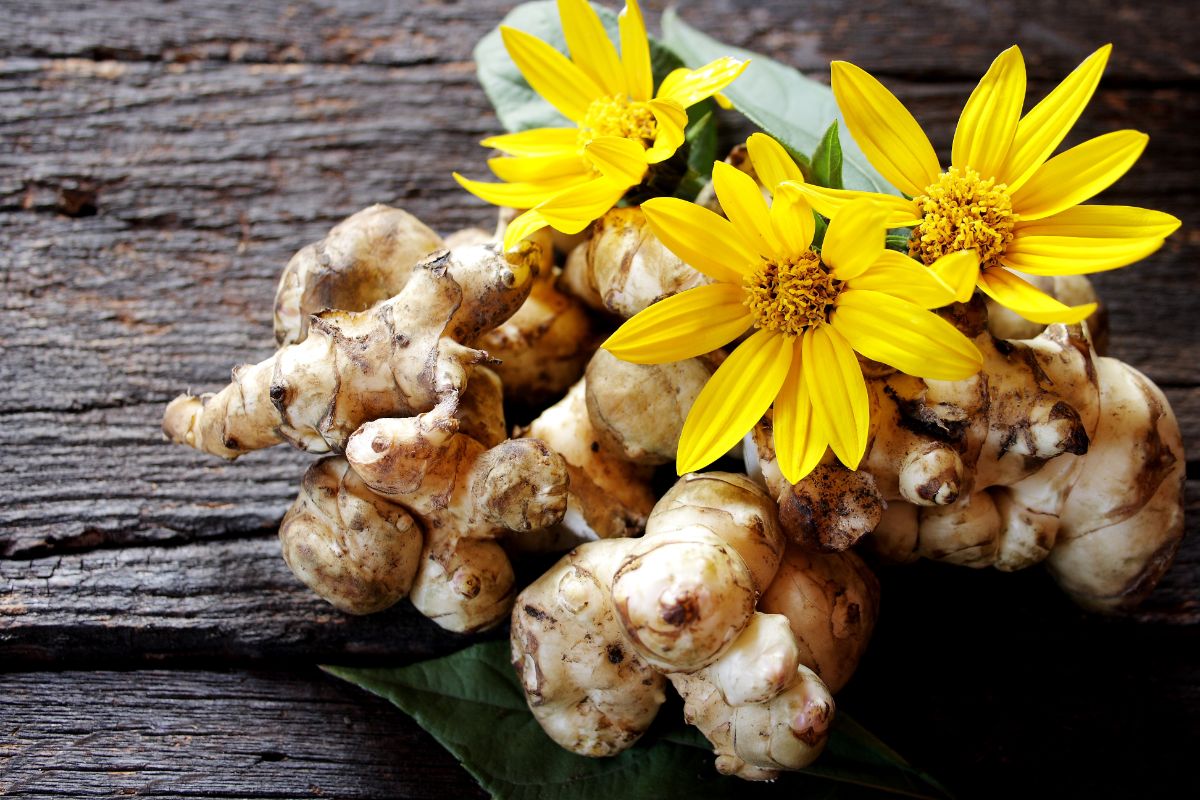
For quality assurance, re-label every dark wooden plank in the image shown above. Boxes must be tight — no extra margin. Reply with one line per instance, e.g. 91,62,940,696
0,669,486,799
2,483,1194,665
4,0,1197,82
0,536,482,665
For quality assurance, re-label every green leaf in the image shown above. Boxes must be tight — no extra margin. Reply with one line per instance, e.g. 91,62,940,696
811,121,845,190
325,641,952,800
885,231,913,252
660,10,896,196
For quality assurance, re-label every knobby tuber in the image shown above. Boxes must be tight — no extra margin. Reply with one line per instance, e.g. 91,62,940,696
521,378,657,542
165,206,579,632
164,241,536,458
511,472,879,780
746,298,1183,612
342,395,570,632
273,204,444,346
458,222,600,405
561,207,712,319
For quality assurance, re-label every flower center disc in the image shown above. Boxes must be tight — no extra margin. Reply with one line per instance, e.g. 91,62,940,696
578,95,658,149
910,167,1015,269
743,251,841,337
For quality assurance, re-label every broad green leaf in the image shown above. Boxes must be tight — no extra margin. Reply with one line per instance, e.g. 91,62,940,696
661,10,897,195
325,641,951,800
812,121,845,190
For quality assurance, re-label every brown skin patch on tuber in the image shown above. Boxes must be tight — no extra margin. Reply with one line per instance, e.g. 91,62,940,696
775,463,885,553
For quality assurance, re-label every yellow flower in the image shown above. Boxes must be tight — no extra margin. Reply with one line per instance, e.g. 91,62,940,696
785,45,1181,325
603,134,983,483
454,0,747,251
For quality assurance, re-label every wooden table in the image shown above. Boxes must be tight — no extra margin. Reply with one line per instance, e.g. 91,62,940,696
2,2,1196,797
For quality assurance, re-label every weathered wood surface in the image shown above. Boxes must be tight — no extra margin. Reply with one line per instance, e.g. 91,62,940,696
1,0,1197,797
0,669,486,799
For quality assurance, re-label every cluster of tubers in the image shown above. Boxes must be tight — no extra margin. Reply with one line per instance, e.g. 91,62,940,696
165,188,1184,778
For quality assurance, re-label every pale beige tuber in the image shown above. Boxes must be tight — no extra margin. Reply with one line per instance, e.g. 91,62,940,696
511,472,880,780
272,204,444,346
341,394,570,632
561,207,712,318
163,242,537,459
520,378,656,542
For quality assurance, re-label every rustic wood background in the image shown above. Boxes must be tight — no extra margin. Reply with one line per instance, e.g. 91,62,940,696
2,1,1196,797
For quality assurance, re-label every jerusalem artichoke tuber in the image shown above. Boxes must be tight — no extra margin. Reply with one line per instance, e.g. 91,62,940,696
344,396,570,632
163,242,537,459
272,204,444,346
511,472,878,780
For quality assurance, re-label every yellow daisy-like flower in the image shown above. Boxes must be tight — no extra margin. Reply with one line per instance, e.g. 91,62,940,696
454,0,747,251
603,134,984,483
785,45,1181,324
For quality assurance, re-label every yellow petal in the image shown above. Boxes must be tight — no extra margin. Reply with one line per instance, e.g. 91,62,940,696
488,153,588,183
831,60,941,196
1002,233,1165,276
833,289,984,380
602,283,753,364
644,99,687,164
454,171,583,209
769,190,815,258
779,181,922,227
501,25,603,122
502,209,550,251
619,0,653,102
713,160,782,258
481,127,580,156
536,176,628,233
951,46,1026,178
746,132,804,192
641,197,758,284
656,57,749,109
557,0,624,96
677,329,793,473
1009,130,1148,221
976,267,1097,324
801,326,869,470
821,198,890,281
1000,45,1111,192
929,250,980,303
848,249,976,308
773,345,828,484
584,136,648,186
1014,205,1181,239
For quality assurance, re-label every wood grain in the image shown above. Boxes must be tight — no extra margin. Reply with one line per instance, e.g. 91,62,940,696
0,1,1196,798
0,669,486,799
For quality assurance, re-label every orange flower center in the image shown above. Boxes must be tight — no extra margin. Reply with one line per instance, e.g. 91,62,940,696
743,250,842,336
577,95,657,149
910,167,1015,270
